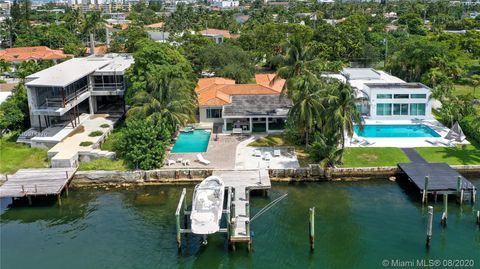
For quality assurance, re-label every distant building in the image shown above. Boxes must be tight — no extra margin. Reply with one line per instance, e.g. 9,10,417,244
200,28,239,44
0,46,70,64
211,0,239,10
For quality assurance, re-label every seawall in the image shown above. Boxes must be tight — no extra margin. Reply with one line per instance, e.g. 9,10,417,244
70,164,480,186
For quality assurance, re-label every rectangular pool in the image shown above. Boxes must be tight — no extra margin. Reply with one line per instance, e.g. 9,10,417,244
354,124,441,138
171,130,211,153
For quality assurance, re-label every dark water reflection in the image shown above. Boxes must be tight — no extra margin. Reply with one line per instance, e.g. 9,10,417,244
1,177,479,269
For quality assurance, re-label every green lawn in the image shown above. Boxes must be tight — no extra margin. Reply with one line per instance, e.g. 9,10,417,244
0,137,49,174
454,84,480,99
415,144,480,165
78,159,128,171
341,147,410,167
248,134,313,167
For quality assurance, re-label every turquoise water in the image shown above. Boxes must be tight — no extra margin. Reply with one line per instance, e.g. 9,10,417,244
1,178,479,269
171,130,211,153
355,124,441,138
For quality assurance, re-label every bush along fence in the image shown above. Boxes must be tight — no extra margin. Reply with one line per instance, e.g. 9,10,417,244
71,165,480,185
460,115,480,144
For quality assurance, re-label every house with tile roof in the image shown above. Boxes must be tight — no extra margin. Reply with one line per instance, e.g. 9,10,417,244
196,74,290,133
0,46,70,64
199,28,240,44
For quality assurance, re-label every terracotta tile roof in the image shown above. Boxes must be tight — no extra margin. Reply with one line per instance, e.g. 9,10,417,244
200,28,240,39
255,73,285,93
144,22,165,29
196,76,282,107
85,45,109,55
0,46,69,62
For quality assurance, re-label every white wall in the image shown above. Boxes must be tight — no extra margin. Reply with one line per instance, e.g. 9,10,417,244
199,107,224,123
369,88,433,120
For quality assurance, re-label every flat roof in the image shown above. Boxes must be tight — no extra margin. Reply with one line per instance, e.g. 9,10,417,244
342,68,381,80
26,54,134,88
365,82,430,91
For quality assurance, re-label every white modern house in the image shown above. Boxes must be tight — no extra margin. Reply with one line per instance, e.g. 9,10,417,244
211,0,239,9
340,68,433,120
20,53,134,148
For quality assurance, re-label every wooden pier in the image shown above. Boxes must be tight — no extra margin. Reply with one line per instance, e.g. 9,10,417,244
0,168,77,205
175,169,271,251
398,162,476,203
214,169,271,249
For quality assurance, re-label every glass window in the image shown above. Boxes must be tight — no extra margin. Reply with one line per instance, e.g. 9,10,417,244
206,108,222,118
376,103,392,116
410,103,426,116
394,94,409,99
393,104,409,115
410,94,426,99
376,94,392,99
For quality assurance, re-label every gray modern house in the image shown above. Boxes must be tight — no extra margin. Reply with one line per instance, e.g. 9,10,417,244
20,53,134,147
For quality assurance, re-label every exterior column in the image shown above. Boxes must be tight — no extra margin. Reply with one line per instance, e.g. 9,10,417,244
223,118,227,133
266,117,269,133
249,118,253,133
88,96,94,115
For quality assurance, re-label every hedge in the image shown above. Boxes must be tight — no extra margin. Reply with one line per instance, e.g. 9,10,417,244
460,115,480,144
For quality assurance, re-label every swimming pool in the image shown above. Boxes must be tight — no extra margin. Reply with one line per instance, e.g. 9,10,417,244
171,130,211,153
354,124,441,138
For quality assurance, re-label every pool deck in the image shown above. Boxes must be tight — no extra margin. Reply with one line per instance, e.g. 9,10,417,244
166,135,248,169
346,119,470,148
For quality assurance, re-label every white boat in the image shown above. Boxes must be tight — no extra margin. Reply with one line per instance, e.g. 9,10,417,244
190,176,225,235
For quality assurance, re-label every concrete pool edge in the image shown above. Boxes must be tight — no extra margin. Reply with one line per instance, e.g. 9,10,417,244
67,165,480,186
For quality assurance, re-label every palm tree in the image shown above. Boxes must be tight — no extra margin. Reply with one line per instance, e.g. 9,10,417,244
128,73,196,130
81,11,105,48
272,37,318,95
325,81,364,151
287,75,325,146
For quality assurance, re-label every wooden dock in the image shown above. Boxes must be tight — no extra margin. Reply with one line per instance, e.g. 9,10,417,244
398,162,476,203
0,168,77,204
213,169,271,248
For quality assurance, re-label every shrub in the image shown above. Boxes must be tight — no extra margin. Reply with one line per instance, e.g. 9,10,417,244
100,123,110,128
460,115,480,144
0,79,6,84
88,130,103,137
116,118,171,170
79,141,94,147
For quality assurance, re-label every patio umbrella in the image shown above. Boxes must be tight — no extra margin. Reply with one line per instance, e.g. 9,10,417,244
445,121,466,142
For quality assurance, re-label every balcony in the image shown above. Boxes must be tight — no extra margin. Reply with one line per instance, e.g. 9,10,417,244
33,85,91,116
92,82,125,96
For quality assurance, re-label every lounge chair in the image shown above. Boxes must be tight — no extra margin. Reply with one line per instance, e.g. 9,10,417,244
425,138,454,147
167,159,175,166
254,150,262,157
182,159,191,166
360,139,376,147
273,149,281,157
196,154,211,165
263,152,272,161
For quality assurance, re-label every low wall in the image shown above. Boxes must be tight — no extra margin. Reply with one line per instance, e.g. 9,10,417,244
71,165,480,186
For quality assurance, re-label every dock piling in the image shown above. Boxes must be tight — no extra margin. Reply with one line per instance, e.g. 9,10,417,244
426,206,433,247
476,211,480,226
460,189,464,206
441,194,447,226
422,176,429,204
456,176,462,203
309,207,315,251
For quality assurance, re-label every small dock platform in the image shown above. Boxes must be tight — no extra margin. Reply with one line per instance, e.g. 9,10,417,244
213,169,271,246
398,162,476,203
175,169,271,251
0,168,77,204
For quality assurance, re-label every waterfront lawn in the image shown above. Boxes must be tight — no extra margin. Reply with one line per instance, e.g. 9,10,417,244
78,159,128,171
341,148,410,167
415,144,480,165
248,135,313,167
0,137,49,174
